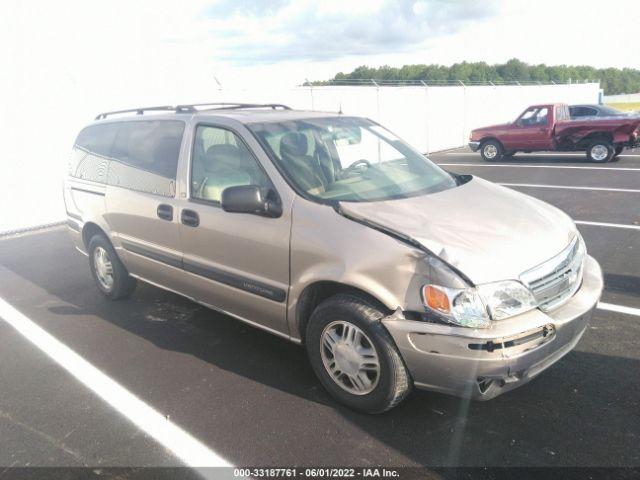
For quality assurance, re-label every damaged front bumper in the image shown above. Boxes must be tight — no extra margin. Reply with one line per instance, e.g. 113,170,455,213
383,254,603,400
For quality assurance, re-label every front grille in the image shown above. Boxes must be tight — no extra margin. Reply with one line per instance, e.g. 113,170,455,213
520,235,585,311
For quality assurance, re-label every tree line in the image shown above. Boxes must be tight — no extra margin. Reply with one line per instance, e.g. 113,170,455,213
309,59,640,95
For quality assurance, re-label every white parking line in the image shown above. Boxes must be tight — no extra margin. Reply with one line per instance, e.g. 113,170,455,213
437,163,640,171
500,183,640,193
445,152,640,157
575,220,640,231
0,296,231,469
598,302,640,317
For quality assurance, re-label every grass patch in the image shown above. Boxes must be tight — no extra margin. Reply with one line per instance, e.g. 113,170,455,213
606,102,640,112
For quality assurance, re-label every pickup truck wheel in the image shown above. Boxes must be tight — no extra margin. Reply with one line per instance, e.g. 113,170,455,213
480,140,503,161
586,141,614,163
306,294,412,414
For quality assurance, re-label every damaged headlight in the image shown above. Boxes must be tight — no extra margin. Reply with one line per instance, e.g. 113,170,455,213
421,280,537,328
477,281,538,320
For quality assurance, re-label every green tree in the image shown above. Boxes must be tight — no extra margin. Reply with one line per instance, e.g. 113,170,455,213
311,59,640,94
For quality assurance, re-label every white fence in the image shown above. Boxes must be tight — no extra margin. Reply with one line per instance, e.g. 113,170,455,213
0,83,600,233
603,92,640,104
212,83,600,153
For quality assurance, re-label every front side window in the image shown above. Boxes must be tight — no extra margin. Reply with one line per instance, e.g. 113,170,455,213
191,125,271,203
108,120,184,197
518,107,549,126
249,117,457,203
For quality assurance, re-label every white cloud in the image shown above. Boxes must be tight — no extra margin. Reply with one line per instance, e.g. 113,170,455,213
198,0,496,63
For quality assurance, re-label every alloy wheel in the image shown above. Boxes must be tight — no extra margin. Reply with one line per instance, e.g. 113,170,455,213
320,321,380,395
93,246,114,291
590,144,609,161
483,144,498,159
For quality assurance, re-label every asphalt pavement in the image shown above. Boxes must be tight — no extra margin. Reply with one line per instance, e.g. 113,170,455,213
0,148,638,476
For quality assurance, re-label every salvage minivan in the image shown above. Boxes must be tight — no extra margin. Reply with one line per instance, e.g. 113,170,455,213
64,103,603,413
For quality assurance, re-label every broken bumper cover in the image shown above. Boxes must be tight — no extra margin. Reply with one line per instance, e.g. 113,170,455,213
383,254,603,400
468,141,481,151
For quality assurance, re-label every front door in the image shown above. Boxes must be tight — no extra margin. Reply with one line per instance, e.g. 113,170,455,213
509,106,553,150
177,123,291,336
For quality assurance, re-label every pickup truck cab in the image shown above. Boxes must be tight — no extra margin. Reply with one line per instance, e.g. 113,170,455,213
470,103,640,162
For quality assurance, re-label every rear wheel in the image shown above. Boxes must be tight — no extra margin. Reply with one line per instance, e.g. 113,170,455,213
480,140,503,161
88,234,137,300
586,140,614,163
306,294,411,414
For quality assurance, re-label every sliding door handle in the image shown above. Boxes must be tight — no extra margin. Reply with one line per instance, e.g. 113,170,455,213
157,204,173,221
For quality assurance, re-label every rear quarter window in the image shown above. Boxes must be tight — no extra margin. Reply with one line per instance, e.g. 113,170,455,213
69,123,119,184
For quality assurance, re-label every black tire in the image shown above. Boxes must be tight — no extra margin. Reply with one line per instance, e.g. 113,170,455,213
586,140,614,163
480,139,504,161
88,234,137,300
614,146,624,157
306,294,412,414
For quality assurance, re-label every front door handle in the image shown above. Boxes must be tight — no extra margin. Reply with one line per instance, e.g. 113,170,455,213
157,204,173,221
181,209,200,227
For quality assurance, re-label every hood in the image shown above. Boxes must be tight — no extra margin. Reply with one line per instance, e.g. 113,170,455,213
471,123,510,134
339,177,577,285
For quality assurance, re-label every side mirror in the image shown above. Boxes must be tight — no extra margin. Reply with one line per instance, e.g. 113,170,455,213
221,185,282,218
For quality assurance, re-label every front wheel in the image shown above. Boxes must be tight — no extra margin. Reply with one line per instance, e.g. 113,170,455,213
306,294,411,414
480,140,503,161
586,141,614,163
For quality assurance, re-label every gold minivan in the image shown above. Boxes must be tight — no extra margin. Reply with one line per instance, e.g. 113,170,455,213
64,103,603,413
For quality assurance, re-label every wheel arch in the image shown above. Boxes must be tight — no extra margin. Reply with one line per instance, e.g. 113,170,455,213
577,131,614,149
81,222,109,249
294,281,393,345
479,136,504,149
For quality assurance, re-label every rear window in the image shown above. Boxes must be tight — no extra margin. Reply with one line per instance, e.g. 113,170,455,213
108,120,185,196
556,105,570,121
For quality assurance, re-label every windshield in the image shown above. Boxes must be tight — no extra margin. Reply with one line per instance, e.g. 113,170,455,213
249,117,457,202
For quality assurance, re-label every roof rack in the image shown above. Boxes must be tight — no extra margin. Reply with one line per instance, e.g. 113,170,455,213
95,106,175,120
95,102,292,120
176,103,292,112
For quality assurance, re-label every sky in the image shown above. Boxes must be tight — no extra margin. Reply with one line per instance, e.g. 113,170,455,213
0,0,637,230
1,0,637,96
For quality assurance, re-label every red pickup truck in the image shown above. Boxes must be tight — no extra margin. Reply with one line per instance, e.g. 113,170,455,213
469,103,640,162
